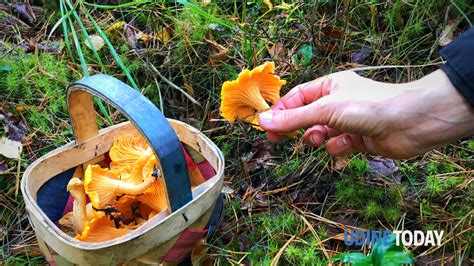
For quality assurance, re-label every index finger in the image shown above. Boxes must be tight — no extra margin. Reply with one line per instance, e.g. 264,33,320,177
272,76,332,111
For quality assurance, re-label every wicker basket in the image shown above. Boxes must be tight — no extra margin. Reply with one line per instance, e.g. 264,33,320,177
20,74,224,265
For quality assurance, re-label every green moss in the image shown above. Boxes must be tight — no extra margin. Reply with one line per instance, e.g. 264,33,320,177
274,157,301,177
364,201,383,218
384,207,402,223
348,156,368,176
427,161,438,175
426,175,463,196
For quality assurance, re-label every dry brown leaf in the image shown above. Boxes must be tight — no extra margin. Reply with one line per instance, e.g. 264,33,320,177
157,27,170,45
333,156,350,171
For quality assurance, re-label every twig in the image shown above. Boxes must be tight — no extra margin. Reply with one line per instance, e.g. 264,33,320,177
138,55,202,107
270,235,296,266
0,40,26,60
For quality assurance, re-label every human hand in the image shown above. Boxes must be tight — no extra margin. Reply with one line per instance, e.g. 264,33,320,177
258,70,474,159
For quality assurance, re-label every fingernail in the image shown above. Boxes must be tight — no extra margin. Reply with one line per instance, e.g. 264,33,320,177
259,111,273,125
336,135,349,147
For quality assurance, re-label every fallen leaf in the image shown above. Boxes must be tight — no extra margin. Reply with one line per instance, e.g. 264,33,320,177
210,51,228,65
84,35,105,51
222,186,234,195
124,25,137,49
333,156,350,171
0,108,28,141
138,32,149,42
0,161,8,173
263,0,273,9
352,45,372,63
36,40,62,53
242,139,275,174
10,2,36,23
237,233,250,252
322,27,344,39
368,156,399,181
156,27,170,45
268,43,286,57
205,38,229,65
439,22,456,47
0,137,22,159
106,21,125,32
15,105,25,112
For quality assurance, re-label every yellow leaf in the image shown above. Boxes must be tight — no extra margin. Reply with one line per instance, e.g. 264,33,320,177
156,27,170,45
106,21,125,32
263,0,273,9
15,105,25,112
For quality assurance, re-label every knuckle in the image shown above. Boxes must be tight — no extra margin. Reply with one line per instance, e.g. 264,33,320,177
282,109,296,123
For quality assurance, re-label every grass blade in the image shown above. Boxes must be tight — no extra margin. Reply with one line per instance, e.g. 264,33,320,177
65,0,106,72
59,0,73,58
80,4,140,91
82,0,153,9
450,0,473,27
62,1,112,125
64,3,87,76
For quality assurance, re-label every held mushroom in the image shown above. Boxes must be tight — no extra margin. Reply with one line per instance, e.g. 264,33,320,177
84,165,155,209
220,61,286,130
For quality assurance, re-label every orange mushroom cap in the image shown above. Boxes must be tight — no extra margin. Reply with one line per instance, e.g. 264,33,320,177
109,134,161,184
75,212,130,242
220,61,286,130
109,134,149,170
115,195,141,224
84,165,155,209
139,203,158,220
138,178,168,213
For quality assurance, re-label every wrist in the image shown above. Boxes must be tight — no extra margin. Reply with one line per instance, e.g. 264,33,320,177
394,70,474,150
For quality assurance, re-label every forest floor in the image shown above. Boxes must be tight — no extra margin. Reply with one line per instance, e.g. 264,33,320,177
1,0,473,265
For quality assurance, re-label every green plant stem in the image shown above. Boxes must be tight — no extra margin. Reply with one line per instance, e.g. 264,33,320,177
62,0,112,125
82,0,153,9
177,0,235,31
79,3,140,91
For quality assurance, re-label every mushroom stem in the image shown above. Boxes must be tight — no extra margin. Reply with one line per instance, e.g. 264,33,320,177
114,175,156,195
243,90,271,113
67,177,88,234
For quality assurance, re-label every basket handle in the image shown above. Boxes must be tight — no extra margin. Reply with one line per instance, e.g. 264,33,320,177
67,74,192,212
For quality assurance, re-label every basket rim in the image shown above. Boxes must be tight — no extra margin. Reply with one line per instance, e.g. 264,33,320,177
21,119,224,250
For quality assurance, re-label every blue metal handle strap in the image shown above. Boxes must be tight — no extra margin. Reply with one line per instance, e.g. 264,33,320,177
67,74,192,211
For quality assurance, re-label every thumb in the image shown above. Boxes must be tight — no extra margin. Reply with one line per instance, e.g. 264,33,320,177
258,96,336,133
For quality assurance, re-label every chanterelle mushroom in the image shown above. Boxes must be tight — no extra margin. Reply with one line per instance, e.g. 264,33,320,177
66,177,88,234
84,165,155,209
110,134,206,187
75,212,130,242
109,135,153,173
138,178,168,213
220,61,286,130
